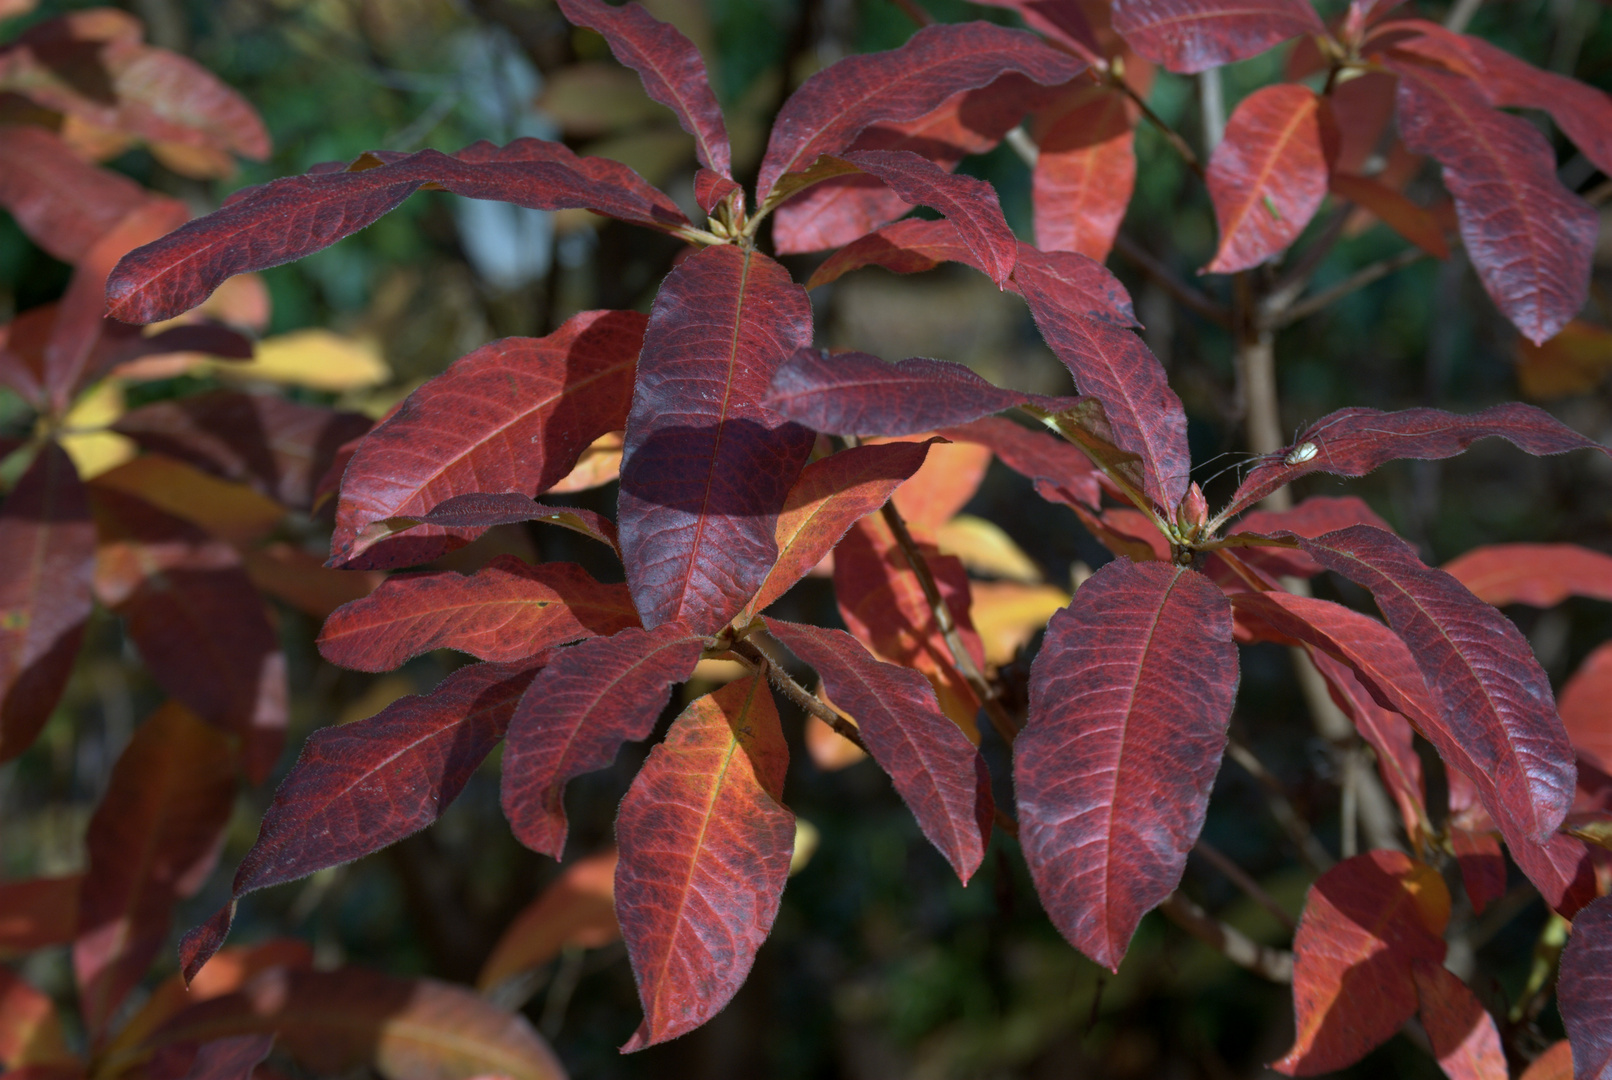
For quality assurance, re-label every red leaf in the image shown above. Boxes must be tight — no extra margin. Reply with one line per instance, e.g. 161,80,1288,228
1563,642,1612,776
1443,543,1612,609
1032,85,1136,260
330,310,644,569
1013,246,1189,510
841,149,1019,285
940,415,1100,506
1205,84,1331,273
407,495,620,554
317,556,636,672
1559,895,1612,1078
757,21,1084,201
162,1034,275,1080
0,875,82,957
1412,961,1507,1080
615,675,793,1050
114,391,372,512
1450,830,1506,916
766,617,992,883
0,125,147,263
554,0,729,176
1223,404,1610,518
1387,59,1595,345
478,849,620,992
1229,495,1393,578
806,218,981,288
1328,172,1449,259
179,661,540,979
75,702,236,1037
118,939,314,1055
1015,559,1237,971
742,440,936,620
1518,1041,1574,1080
0,442,93,763
618,245,813,632
90,488,286,782
106,141,686,324
1294,525,1574,845
1310,649,1426,841
767,349,1075,435
1275,851,1449,1075
887,437,995,528
695,169,741,214
1111,0,1324,74
966,0,1102,55
501,625,706,858
1329,71,1398,174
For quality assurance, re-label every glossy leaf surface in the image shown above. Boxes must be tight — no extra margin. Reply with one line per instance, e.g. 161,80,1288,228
1559,895,1612,1079
502,625,705,858
0,443,93,763
618,245,813,632
330,311,644,568
615,675,794,1050
766,618,991,883
1275,851,1449,1075
1111,0,1324,73
1205,84,1329,273
1016,559,1237,971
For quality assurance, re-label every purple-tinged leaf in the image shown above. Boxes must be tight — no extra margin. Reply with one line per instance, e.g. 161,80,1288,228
404,494,620,554
766,349,1076,436
1388,59,1595,345
0,442,93,764
76,702,235,1037
839,150,1018,285
106,140,687,324
1016,559,1237,971
806,219,980,288
941,415,1099,495
1560,895,1612,1078
966,0,1102,55
758,22,1085,200
618,245,814,633
1111,0,1324,74
1295,525,1574,845
695,169,741,214
330,310,644,569
1413,961,1507,1080
159,1034,275,1080
1229,496,1393,579
1224,404,1610,519
615,675,793,1050
555,0,730,176
1013,246,1188,510
317,555,637,673
766,618,992,883
179,662,540,979
0,875,82,956
501,625,706,859
1447,769,1506,916
741,440,936,621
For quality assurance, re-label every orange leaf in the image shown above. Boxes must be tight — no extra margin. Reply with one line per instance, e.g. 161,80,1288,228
1206,84,1332,274
1514,320,1612,401
477,850,620,992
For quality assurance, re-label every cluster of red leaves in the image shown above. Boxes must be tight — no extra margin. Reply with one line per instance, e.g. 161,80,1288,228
4,0,1600,1072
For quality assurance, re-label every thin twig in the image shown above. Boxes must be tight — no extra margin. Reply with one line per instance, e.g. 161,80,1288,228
1115,78,1206,179
1159,893,1294,982
1192,839,1298,932
1263,205,1353,318
1225,737,1335,871
1111,232,1230,327
731,636,869,753
1277,247,1431,327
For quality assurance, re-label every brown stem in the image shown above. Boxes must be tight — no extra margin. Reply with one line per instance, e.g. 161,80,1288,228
1192,838,1298,932
1159,893,1294,982
1116,78,1206,180
731,636,870,754
1111,231,1230,327
1225,737,1335,871
1233,273,1289,511
1276,247,1431,327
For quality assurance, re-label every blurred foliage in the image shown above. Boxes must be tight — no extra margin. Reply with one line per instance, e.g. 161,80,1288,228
2,0,1611,1077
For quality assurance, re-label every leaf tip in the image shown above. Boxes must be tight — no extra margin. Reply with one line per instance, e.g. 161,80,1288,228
178,901,238,985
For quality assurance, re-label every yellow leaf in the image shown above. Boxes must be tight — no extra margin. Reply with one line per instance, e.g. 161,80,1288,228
935,514,1043,583
224,330,389,391
59,381,135,479
548,431,623,493
970,581,1071,665
93,455,284,543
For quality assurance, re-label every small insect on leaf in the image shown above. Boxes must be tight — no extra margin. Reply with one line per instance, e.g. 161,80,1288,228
1264,193,1282,221
1285,442,1318,465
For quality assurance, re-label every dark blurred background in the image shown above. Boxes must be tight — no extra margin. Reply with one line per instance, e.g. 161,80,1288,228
3,0,1611,1076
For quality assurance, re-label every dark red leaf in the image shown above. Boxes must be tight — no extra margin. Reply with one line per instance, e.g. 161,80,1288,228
1204,84,1331,274
1229,495,1393,578
767,348,1075,436
966,0,1102,56
1328,171,1449,259
806,218,981,288
1032,85,1136,260
695,169,741,214
1013,246,1189,510
757,22,1084,201
1449,828,1506,916
317,555,636,672
1015,559,1237,970
1560,895,1612,1078
114,392,371,512
742,440,936,620
1111,0,1324,73
0,442,93,763
555,0,729,176
106,141,687,324
166,1034,275,1080
75,702,236,1037
1388,59,1596,345
1508,831,1597,920
766,617,992,883
618,245,813,632
0,125,147,263
1442,543,1612,609
0,875,82,956
1310,649,1426,841
329,310,644,569
407,494,620,553
940,414,1099,500
1412,961,1506,1080
501,625,706,859
615,675,793,1050
1294,525,1574,845
1223,404,1610,518
1275,851,1449,1075
841,149,1019,285
1562,642,1612,776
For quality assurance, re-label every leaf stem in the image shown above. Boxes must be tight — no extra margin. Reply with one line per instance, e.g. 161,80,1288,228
1191,838,1298,932
1275,247,1432,327
1111,232,1230,328
1116,78,1206,180
731,636,870,754
1225,737,1335,871
1158,893,1294,981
